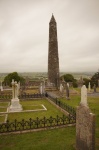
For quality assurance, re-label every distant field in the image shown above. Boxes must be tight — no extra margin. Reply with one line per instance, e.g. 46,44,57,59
0,72,94,81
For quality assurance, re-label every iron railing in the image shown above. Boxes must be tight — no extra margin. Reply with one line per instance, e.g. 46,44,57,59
46,93,76,118
0,94,12,100
19,93,44,99
0,115,76,133
0,93,44,100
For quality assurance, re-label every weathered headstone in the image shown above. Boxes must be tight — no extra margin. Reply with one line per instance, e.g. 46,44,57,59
40,82,45,94
93,84,96,93
42,82,45,94
88,82,91,92
40,83,43,94
80,85,87,106
66,83,70,100
60,84,63,92
76,85,95,150
67,83,69,88
0,81,3,91
98,80,99,87
60,84,64,96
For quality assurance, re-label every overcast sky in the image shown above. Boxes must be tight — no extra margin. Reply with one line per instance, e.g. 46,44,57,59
0,0,99,73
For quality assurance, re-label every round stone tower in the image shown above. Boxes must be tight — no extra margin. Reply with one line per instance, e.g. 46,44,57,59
48,14,60,87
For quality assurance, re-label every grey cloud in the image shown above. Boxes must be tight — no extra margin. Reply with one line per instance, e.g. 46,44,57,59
0,0,99,72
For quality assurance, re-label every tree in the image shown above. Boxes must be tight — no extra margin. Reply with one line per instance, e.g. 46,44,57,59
61,74,78,87
3,72,25,86
83,78,91,88
63,74,75,82
91,72,99,87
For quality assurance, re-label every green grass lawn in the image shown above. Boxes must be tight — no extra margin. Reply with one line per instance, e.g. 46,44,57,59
0,108,7,112
22,102,44,110
0,115,5,122
0,126,76,150
8,99,64,121
0,102,9,112
59,95,80,108
59,95,99,150
0,95,99,150
0,102,9,107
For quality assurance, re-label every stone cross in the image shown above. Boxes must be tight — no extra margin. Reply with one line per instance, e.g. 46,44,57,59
11,79,19,99
81,85,87,106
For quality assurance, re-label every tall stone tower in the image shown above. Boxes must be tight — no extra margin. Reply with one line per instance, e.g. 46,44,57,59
48,14,60,87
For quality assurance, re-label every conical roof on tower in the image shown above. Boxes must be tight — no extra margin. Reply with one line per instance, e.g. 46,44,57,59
50,14,56,23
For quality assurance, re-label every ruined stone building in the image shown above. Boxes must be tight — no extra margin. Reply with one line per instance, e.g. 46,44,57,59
48,14,60,87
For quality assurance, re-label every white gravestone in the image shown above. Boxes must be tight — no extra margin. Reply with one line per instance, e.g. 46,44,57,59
81,85,87,106
67,83,69,88
88,82,91,92
1,81,3,91
43,84,45,94
40,82,45,94
66,83,70,100
40,83,43,94
60,84,63,93
9,80,22,112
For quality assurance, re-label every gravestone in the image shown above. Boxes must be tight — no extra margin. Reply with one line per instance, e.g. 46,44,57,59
39,83,43,94
66,83,70,100
98,80,99,87
80,85,87,106
40,82,45,94
9,79,22,112
67,83,69,88
88,82,91,92
93,84,96,93
0,81,3,91
60,84,63,93
76,85,95,150
60,84,64,96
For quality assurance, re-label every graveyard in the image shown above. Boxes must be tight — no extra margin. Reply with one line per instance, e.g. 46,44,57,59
0,82,99,149
0,1,99,149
